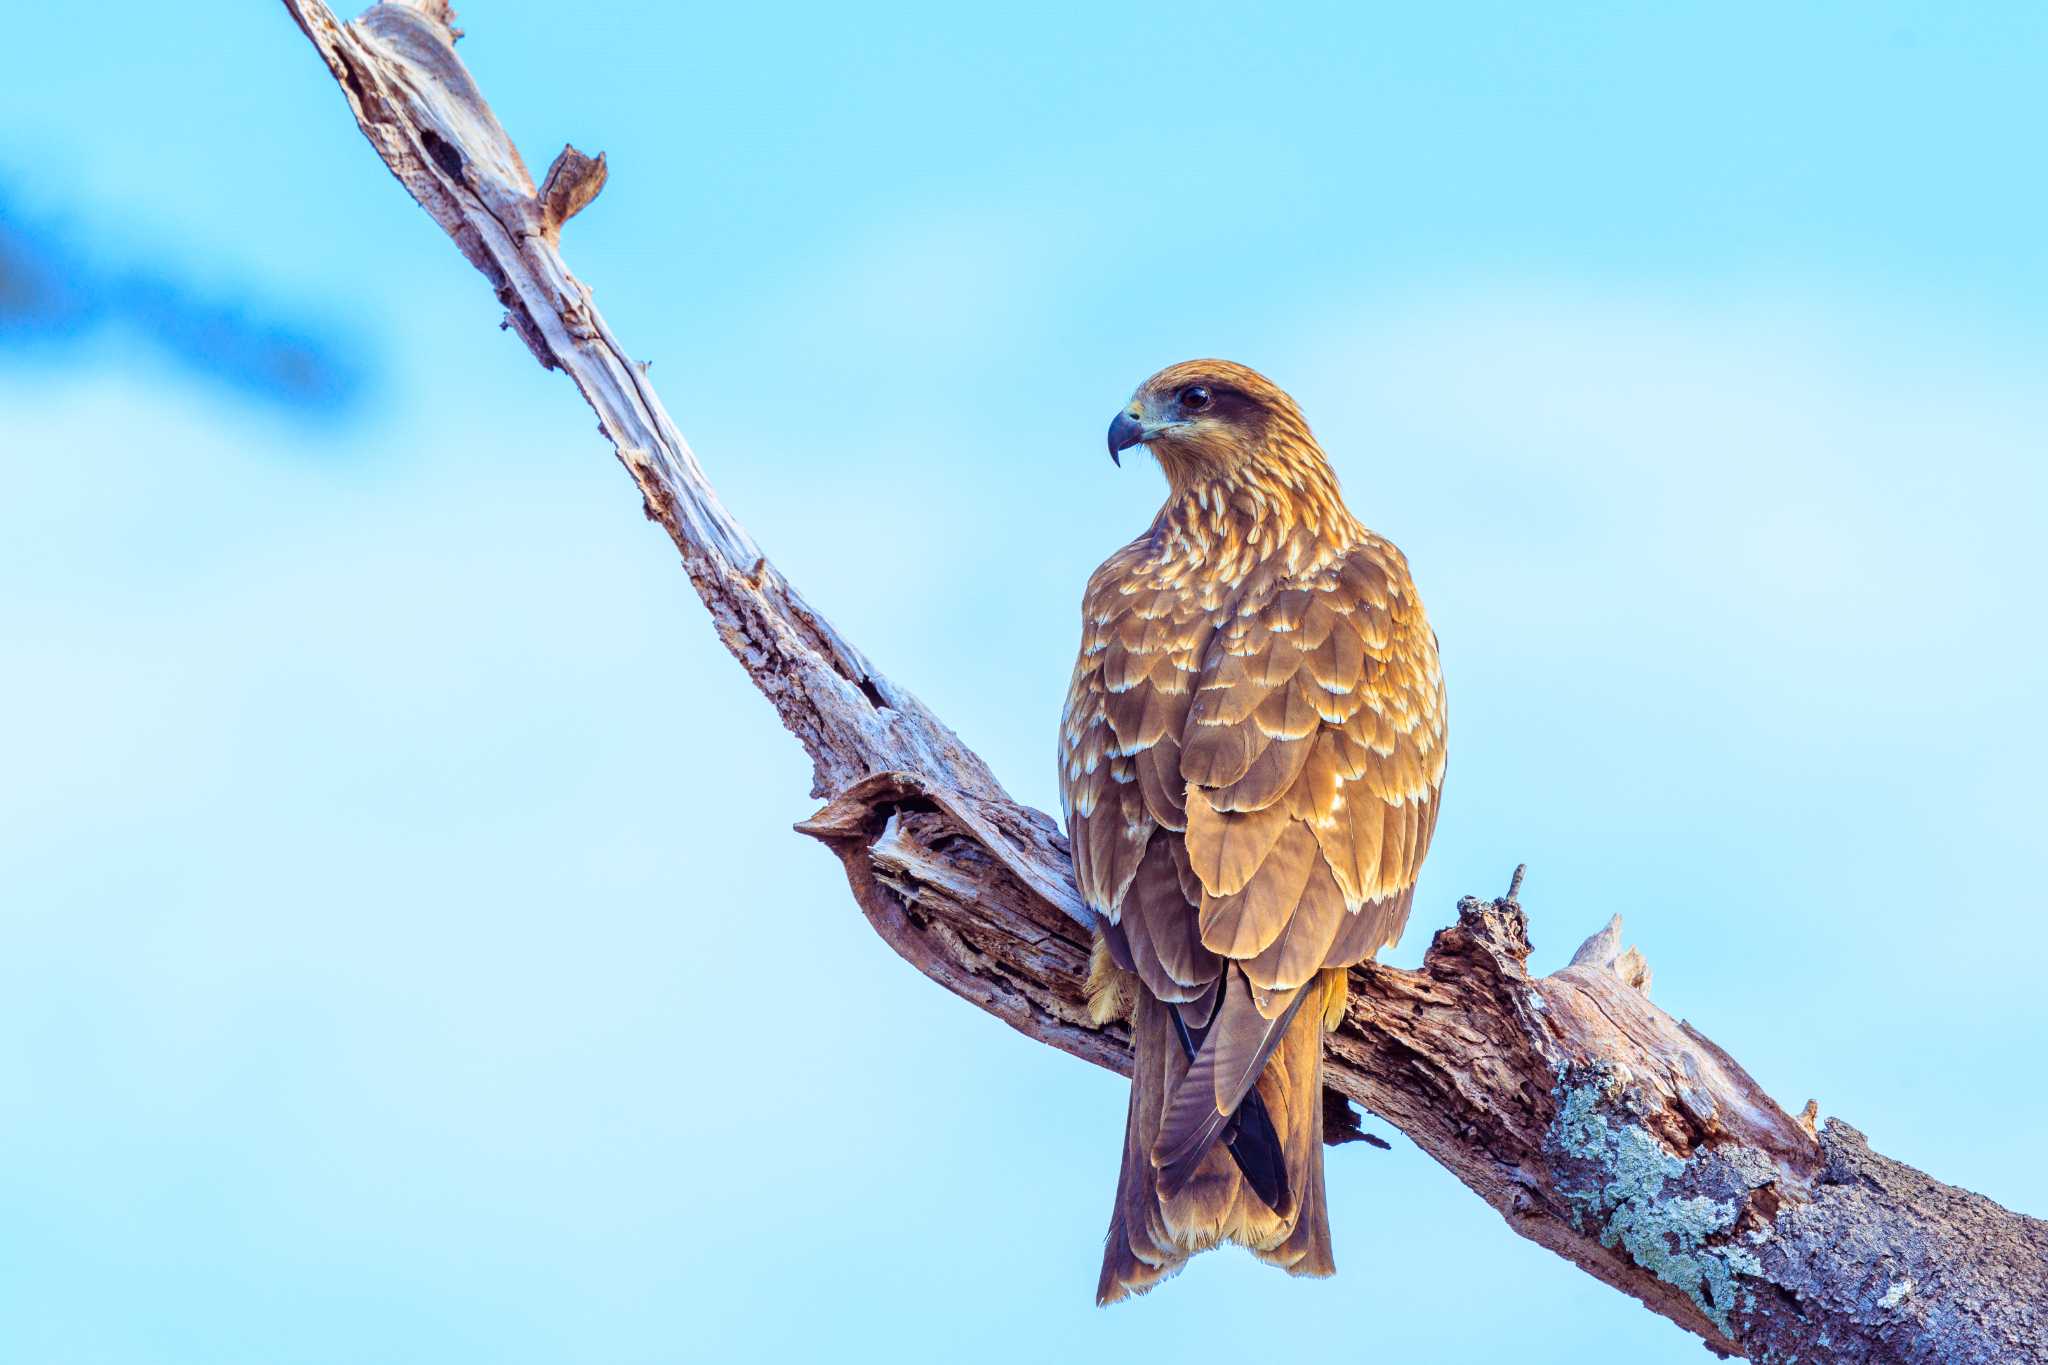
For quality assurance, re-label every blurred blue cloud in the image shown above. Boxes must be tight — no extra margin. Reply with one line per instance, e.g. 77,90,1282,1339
0,184,369,418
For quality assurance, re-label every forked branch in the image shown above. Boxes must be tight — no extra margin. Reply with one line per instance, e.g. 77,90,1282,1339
279,4,2048,1359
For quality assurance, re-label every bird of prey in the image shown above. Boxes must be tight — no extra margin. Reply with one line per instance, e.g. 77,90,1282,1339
1059,360,1446,1303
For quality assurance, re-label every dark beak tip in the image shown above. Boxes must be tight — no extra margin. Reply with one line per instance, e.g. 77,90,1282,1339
1106,410,1146,466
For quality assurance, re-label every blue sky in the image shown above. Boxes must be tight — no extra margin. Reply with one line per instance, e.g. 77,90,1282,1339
2,3,2044,1361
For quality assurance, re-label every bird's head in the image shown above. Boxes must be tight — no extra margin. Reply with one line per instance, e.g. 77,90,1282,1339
1105,359,1315,487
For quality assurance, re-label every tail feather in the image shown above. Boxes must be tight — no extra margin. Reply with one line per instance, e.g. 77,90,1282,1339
1097,967,1339,1305
1219,1088,1288,1212
1164,985,1290,1211
1153,970,1309,1195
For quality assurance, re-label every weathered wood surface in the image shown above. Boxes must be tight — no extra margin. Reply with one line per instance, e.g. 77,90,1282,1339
280,4,2048,1359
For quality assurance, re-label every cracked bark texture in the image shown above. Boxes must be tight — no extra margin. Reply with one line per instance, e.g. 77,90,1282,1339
280,3,2048,1359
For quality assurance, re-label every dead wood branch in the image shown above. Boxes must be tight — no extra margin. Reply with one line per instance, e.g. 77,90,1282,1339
279,4,2048,1359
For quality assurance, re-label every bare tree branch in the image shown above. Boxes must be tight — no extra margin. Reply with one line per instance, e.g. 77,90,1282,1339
279,4,2048,1359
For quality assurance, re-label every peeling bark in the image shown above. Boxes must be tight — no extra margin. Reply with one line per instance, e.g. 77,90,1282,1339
280,3,2048,1358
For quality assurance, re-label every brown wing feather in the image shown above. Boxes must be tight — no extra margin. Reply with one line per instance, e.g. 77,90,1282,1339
1132,737,1187,832
1197,820,1319,958
1183,792,1292,896
1062,543,1220,1005
1243,850,1347,992
1321,887,1413,966
1180,533,1446,983
1122,834,1222,1000
1065,547,1192,916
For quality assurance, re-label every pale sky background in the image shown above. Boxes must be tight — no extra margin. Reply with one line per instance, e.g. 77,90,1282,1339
3,3,2045,1362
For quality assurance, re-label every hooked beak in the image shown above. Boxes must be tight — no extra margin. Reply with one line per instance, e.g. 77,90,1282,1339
1106,408,1147,466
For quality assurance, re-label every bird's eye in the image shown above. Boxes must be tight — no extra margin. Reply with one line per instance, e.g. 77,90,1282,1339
1181,386,1212,412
